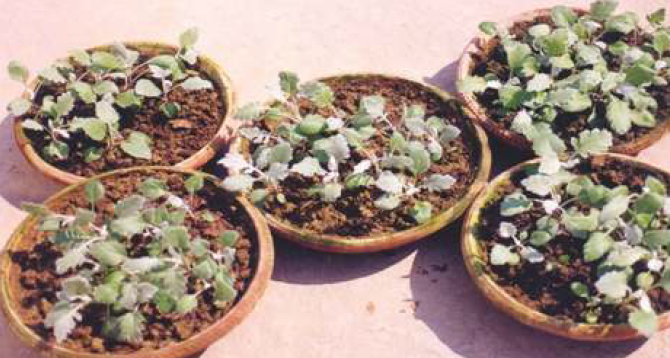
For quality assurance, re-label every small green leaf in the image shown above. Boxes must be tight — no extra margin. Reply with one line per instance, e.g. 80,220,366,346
121,131,152,160
374,195,401,210
504,41,532,73
457,76,487,93
38,67,66,83
642,230,670,248
500,191,532,217
8,98,31,116
44,301,82,343
84,180,105,205
90,241,126,266
110,215,146,237
626,64,656,86
359,95,386,118
478,21,497,36
115,195,147,217
94,80,119,95
180,77,213,91
279,71,299,96
629,309,658,338
595,270,629,299
71,82,96,104
605,12,638,34
635,192,665,214
79,118,108,141
407,142,431,175
219,230,240,247
646,176,667,196
222,174,255,192
490,244,519,266
115,312,145,343
163,226,190,248
116,90,142,108
176,294,198,315
179,27,199,48
92,51,125,70
7,60,29,83
571,282,589,298
321,183,342,202
583,232,614,262
69,50,91,66
571,129,613,157
93,283,120,304
647,8,666,26
139,178,167,199
21,119,43,131
134,79,162,97
160,102,181,118
591,0,618,21
54,92,75,118
300,81,334,107
410,201,433,224
298,114,326,135
653,30,670,56
214,273,237,303
551,6,577,27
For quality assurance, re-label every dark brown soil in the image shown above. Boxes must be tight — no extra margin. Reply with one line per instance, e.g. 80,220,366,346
21,47,227,177
251,75,482,237
476,156,670,324
8,170,257,353
470,15,670,147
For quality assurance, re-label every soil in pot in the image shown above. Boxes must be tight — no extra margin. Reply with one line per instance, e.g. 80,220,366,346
230,74,482,237
464,5,670,149
475,156,670,327
7,170,257,353
13,39,228,177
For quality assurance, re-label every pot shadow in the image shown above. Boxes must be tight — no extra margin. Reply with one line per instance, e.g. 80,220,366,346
408,221,646,358
0,115,61,208
424,60,460,94
270,234,420,284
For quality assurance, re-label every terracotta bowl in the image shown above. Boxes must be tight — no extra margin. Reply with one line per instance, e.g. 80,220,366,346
13,42,237,186
231,73,492,254
461,153,670,341
456,8,670,155
0,166,274,358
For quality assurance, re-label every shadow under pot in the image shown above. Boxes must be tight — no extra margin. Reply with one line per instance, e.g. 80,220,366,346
13,41,235,186
456,6,670,155
229,73,491,253
0,167,273,358
462,153,670,341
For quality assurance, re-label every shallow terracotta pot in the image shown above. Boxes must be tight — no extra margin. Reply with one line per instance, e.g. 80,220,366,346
0,166,274,358
13,42,237,186
461,153,670,341
232,73,492,254
456,8,670,156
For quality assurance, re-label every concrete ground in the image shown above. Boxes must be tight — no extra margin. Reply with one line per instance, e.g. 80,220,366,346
0,0,669,357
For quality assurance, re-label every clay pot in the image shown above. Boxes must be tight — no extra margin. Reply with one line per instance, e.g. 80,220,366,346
232,73,492,253
13,42,236,186
0,166,274,358
456,8,669,155
461,153,670,341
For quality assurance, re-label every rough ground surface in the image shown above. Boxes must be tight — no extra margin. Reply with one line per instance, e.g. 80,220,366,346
1,1,669,358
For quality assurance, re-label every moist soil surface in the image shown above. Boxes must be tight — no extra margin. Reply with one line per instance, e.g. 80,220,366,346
8,170,257,353
470,15,670,147
21,47,227,177
476,156,670,325
252,75,482,237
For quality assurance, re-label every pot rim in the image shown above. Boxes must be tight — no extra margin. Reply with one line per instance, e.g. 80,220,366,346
0,166,274,358
13,41,237,186
455,7,670,156
461,152,670,341
231,72,492,253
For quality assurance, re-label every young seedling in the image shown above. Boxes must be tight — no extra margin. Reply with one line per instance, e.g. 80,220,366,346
219,72,462,225
21,174,239,344
7,28,213,165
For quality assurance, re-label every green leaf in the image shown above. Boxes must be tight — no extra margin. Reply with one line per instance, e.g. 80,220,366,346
90,241,126,266
115,90,142,108
605,12,638,34
160,102,181,118
583,232,614,262
551,6,577,27
92,51,125,70
93,80,119,96
291,156,325,177
79,118,108,141
500,191,532,217
571,129,613,157
38,67,66,83
490,244,519,265
44,301,83,343
176,294,198,315
84,180,105,205
298,114,326,135
116,312,145,343
179,27,199,48
528,24,551,38
279,71,299,96
110,215,146,237
576,44,603,66
222,174,255,192
647,8,666,26
93,283,120,304
646,176,667,196
54,92,75,118
591,0,618,21
8,98,31,116
61,276,91,299
423,174,456,192
359,95,386,118
562,208,599,232
163,226,190,249
7,60,29,83
300,81,334,107
139,178,167,199
542,29,570,57
407,141,431,175
635,192,665,214
55,242,90,274
550,88,592,112
121,131,152,160
456,76,487,93
504,41,532,72
69,49,91,66
571,282,590,298
21,202,50,217
599,195,630,223
73,208,96,227
626,64,656,86
629,309,658,338
21,119,44,132
606,98,632,135
122,257,162,274
478,21,497,36
219,230,240,247
71,82,96,104
526,74,552,92
115,195,146,217
185,174,204,194
321,183,342,202
595,270,629,299
499,84,528,110
643,230,670,248
180,77,213,91
43,140,70,161
134,79,162,97
410,201,433,224
214,273,237,303
375,171,404,194
653,31,670,56
374,195,401,210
